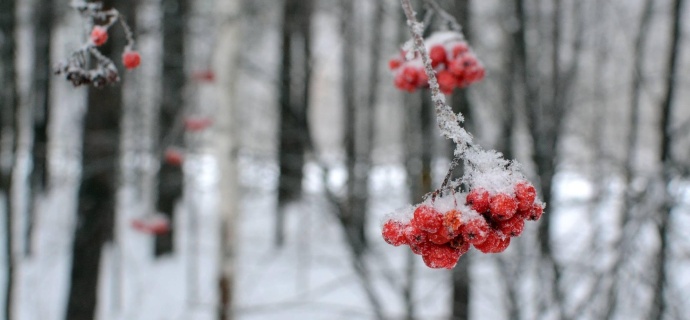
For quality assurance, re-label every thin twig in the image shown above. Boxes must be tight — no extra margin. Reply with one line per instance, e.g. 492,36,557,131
421,0,465,36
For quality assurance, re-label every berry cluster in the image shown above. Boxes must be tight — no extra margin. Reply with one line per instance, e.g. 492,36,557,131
54,2,141,87
382,181,544,269
389,31,485,94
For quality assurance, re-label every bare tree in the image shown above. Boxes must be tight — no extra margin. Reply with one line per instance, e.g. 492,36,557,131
650,0,686,318
275,0,314,246
0,0,17,317
65,1,133,318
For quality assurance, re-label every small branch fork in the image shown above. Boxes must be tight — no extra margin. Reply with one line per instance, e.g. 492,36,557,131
54,0,136,87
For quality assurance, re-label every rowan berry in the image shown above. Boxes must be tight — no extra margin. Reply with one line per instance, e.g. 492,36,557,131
515,181,537,211
164,148,184,166
122,50,141,70
466,188,490,213
526,202,544,221
452,43,469,57
421,243,463,269
412,205,443,233
388,58,403,70
489,193,518,221
382,220,408,246
437,70,456,95
462,217,490,245
429,45,447,68
90,26,108,46
498,215,525,237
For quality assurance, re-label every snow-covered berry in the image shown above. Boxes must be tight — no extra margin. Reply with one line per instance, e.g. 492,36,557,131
489,193,518,221
382,220,408,246
90,26,109,46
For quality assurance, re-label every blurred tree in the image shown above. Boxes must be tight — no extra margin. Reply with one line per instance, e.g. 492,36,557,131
155,0,188,256
0,0,17,317
65,1,132,318
275,0,314,246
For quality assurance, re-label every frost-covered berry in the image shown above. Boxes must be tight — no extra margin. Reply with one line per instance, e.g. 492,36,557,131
526,202,544,221
448,58,466,78
473,230,510,253
452,43,469,57
412,205,443,233
466,188,490,213
382,220,408,246
90,26,108,46
404,225,428,254
122,50,141,70
515,181,537,211
489,193,518,221
437,70,456,95
429,45,447,68
442,209,464,238
462,217,490,245
421,243,463,269
449,235,471,254
498,215,525,237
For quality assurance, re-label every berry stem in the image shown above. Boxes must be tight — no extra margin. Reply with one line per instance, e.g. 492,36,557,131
400,0,473,158
421,0,465,37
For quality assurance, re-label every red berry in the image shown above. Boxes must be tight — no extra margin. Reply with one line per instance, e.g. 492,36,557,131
389,58,403,70
437,70,456,94
122,50,141,70
442,209,464,238
421,243,463,269
448,58,466,78
412,205,443,233
526,202,544,221
452,43,469,57
498,215,525,237
192,70,216,82
449,235,471,254
515,181,537,211
429,45,447,68
402,66,419,84
164,148,184,166
382,220,408,246
184,117,213,131
90,26,108,46
404,225,428,254
462,217,490,245
473,230,510,253
489,193,518,221
394,72,415,92
466,188,490,213
428,229,452,245
417,69,429,88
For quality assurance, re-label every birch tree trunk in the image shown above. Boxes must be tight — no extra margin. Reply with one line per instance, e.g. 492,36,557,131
213,1,242,317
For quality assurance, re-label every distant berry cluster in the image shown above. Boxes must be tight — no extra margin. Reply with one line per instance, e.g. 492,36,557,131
389,31,485,94
382,180,544,269
54,1,140,87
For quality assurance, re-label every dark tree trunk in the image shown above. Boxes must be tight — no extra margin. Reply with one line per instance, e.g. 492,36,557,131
65,1,130,318
275,0,314,246
27,0,54,256
650,0,685,318
155,0,188,256
0,0,17,317
448,1,473,318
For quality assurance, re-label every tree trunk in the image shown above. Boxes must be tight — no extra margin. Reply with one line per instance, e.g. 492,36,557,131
65,1,130,318
0,0,17,317
155,0,188,256
448,1,473,318
214,0,243,318
650,0,685,318
275,0,314,246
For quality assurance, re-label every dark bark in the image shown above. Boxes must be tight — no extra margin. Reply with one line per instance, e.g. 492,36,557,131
26,0,54,257
650,0,685,318
275,0,314,246
0,0,17,317
448,1,472,319
155,0,188,256
65,1,130,318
